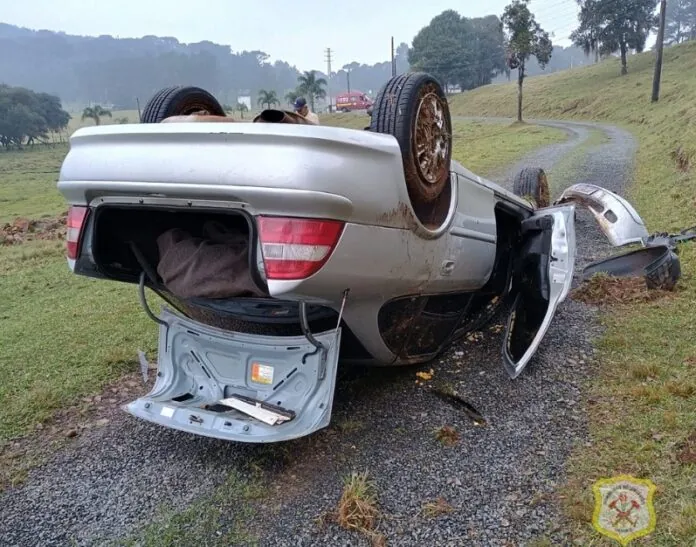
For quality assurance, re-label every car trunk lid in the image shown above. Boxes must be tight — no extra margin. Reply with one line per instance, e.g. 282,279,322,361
127,307,341,442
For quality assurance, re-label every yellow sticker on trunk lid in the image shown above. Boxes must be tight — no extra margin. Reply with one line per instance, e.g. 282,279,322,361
251,363,274,385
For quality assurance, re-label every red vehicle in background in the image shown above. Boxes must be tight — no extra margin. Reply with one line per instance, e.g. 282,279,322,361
335,91,373,112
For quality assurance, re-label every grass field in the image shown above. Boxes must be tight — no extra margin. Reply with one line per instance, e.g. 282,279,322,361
450,42,696,544
0,116,566,446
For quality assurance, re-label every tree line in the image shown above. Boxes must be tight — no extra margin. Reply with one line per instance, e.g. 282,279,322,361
0,23,408,111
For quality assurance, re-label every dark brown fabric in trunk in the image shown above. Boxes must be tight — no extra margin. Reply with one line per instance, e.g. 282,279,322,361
156,221,263,299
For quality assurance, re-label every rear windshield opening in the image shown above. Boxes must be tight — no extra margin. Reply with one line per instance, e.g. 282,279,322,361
92,206,264,296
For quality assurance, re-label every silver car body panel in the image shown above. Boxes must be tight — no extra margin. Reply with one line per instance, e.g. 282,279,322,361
59,123,520,364
126,308,342,443
502,205,577,379
555,183,649,247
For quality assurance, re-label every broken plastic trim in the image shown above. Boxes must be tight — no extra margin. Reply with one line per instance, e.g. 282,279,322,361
555,184,649,247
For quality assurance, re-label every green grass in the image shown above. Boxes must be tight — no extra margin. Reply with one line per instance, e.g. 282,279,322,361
323,115,568,178
0,113,564,443
0,240,158,440
450,120,566,178
450,41,696,545
0,146,69,223
116,471,264,547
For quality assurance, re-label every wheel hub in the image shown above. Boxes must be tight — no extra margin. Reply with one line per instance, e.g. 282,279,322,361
413,89,451,185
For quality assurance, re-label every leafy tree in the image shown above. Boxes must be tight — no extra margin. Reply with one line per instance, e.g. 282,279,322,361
409,10,506,91
572,0,657,76
296,70,327,111
410,10,471,90
81,105,112,125
469,15,508,88
257,89,280,110
665,0,696,45
502,0,553,122
236,102,249,119
571,0,603,63
0,84,70,149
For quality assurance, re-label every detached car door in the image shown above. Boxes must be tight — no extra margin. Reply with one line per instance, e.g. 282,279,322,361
502,205,576,379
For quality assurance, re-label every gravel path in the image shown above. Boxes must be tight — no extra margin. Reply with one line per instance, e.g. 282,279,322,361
0,120,638,547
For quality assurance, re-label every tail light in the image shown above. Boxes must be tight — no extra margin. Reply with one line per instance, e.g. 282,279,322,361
258,216,344,280
66,205,89,260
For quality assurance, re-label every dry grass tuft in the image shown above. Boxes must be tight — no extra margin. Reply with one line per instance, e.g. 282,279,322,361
666,381,696,399
571,274,674,306
434,425,460,446
421,497,454,518
332,471,384,545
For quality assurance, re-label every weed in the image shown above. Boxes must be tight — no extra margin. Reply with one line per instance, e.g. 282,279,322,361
421,497,454,518
434,425,460,446
332,471,383,544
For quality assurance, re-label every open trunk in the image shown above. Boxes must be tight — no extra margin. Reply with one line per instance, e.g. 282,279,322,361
83,206,349,441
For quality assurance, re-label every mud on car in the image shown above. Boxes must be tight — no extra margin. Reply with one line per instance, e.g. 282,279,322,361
58,73,650,442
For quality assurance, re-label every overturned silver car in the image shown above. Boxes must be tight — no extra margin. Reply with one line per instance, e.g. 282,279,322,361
57,73,649,443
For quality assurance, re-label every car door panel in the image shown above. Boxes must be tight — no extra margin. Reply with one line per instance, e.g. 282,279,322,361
502,205,576,379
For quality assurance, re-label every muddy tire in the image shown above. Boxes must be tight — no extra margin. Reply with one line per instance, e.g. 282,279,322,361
512,167,551,208
140,86,226,123
369,72,452,206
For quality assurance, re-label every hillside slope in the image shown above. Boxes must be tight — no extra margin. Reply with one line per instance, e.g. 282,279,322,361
450,40,696,232
452,43,696,544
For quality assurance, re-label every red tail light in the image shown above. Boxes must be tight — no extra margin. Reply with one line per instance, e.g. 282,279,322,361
66,206,89,260
258,216,344,280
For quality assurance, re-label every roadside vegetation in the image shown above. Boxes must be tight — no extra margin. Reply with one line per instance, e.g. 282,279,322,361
450,39,696,544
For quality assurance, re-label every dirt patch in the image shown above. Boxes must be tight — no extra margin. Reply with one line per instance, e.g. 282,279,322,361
671,145,693,172
0,367,154,491
0,213,67,246
570,275,674,306
676,432,696,465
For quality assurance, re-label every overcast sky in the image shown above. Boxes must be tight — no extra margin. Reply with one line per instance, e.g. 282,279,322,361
3,0,580,70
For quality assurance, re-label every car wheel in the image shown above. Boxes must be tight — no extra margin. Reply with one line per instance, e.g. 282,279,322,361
369,72,452,206
140,86,226,123
512,167,551,208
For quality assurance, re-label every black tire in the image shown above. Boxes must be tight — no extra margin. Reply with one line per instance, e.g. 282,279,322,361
512,167,551,208
369,72,452,206
140,86,226,123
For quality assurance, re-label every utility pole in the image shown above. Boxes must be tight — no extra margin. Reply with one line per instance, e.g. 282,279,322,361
652,0,667,103
325,47,333,112
346,69,351,93
391,37,396,77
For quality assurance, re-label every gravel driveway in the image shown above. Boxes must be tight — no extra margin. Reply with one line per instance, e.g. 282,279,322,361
0,120,638,547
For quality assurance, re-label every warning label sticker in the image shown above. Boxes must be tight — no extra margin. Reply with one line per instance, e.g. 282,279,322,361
251,363,274,385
